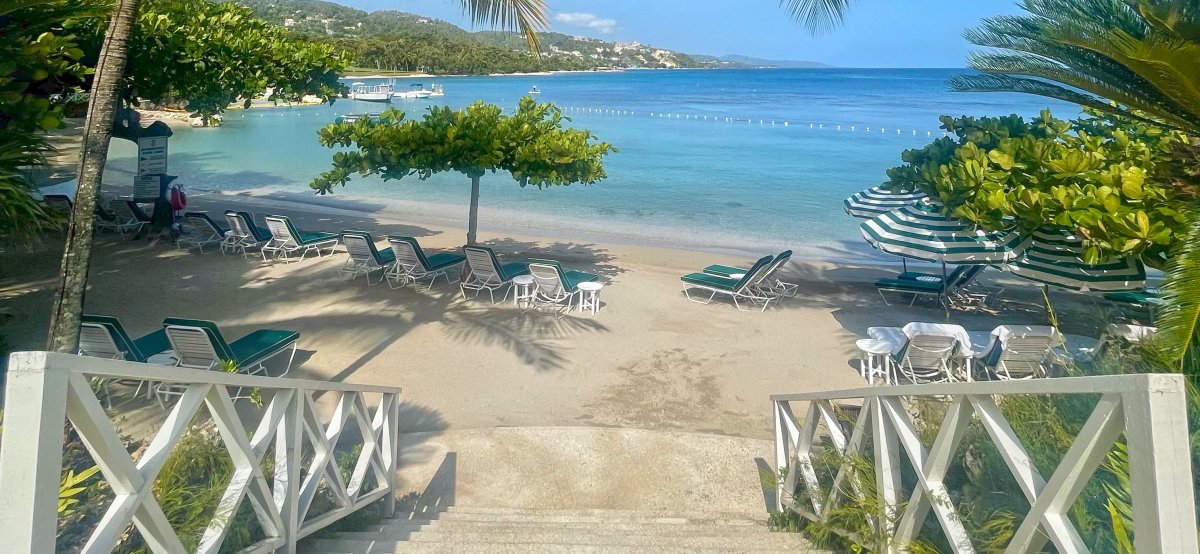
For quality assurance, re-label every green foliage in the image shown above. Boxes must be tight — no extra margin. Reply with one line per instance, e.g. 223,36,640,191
312,97,612,192
58,465,101,516
883,109,1197,268
68,0,352,123
952,0,1200,135
1158,215,1200,375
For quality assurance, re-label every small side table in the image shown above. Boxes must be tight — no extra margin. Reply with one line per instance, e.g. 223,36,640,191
512,275,536,308
856,338,894,385
577,281,604,315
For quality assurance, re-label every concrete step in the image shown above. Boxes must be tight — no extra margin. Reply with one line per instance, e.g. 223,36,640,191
428,506,762,520
303,538,814,554
337,529,812,548
389,509,761,526
365,519,771,535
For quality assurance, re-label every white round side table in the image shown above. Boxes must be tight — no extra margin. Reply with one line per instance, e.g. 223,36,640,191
856,338,894,385
512,275,536,308
576,281,604,314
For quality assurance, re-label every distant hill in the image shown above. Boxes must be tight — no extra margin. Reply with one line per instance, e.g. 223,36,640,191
718,55,831,68
236,0,746,72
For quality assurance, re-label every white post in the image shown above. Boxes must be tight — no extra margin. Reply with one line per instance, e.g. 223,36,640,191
0,352,70,552
276,389,304,554
1124,374,1198,553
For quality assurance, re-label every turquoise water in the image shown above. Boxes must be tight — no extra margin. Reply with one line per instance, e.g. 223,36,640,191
105,68,1075,258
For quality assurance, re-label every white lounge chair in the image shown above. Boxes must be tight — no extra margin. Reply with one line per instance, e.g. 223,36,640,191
460,245,530,303
385,236,466,290
159,318,299,405
973,325,1063,380
222,211,271,256
681,255,777,312
526,258,599,317
893,333,960,383
262,215,339,262
178,212,228,253
339,231,396,285
703,250,798,300
108,200,149,235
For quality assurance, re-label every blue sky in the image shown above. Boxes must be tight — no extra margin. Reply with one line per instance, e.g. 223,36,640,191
335,1,1027,68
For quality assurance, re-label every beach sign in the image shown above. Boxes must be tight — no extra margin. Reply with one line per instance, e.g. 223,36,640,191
133,174,162,202
137,136,168,176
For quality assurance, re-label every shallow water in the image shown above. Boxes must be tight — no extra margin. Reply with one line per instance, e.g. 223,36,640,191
106,68,1075,259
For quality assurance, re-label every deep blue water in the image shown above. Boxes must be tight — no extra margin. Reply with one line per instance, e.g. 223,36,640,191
105,68,1077,257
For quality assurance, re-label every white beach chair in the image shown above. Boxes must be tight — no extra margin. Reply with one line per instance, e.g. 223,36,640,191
385,236,466,290
526,258,600,317
681,255,778,312
178,212,228,253
108,199,147,235
262,215,339,262
973,325,1063,380
893,333,960,384
223,211,269,255
460,245,530,303
339,231,396,285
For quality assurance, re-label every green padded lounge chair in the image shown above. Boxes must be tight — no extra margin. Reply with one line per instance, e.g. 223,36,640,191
262,214,339,262
703,250,797,299
875,264,985,309
179,211,228,253
79,314,173,406
386,236,466,290
340,231,396,285
160,317,299,405
461,245,530,303
223,211,273,256
526,258,599,316
681,254,776,312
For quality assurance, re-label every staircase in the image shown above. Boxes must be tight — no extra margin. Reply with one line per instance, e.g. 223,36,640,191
301,506,818,553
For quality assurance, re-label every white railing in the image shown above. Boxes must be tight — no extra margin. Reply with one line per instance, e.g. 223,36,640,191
772,374,1197,553
0,351,402,553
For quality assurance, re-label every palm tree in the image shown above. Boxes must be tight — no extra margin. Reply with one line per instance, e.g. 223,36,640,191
948,0,1200,373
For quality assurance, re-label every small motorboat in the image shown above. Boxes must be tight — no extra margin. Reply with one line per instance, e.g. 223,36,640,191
528,85,541,94
395,83,433,100
349,82,393,103
428,83,445,97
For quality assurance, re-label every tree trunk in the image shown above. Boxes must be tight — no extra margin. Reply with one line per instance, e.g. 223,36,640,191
46,0,141,352
466,175,481,245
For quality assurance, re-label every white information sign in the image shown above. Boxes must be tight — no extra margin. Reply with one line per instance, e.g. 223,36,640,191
137,136,168,176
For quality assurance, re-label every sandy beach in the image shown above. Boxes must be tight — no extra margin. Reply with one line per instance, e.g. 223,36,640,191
2,183,1112,440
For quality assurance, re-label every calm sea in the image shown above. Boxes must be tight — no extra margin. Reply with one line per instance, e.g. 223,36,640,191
105,68,1076,260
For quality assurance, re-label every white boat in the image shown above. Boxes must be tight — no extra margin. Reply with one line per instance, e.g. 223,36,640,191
528,85,541,94
349,82,393,103
395,83,433,100
428,84,445,97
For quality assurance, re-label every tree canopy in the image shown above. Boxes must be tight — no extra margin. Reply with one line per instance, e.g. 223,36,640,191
883,109,1197,268
69,0,352,123
312,97,613,243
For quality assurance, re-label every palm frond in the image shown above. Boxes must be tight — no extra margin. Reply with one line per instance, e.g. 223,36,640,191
458,0,547,55
778,0,854,34
1156,213,1200,376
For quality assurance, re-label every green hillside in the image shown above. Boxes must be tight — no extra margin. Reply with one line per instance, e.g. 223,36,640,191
236,0,742,74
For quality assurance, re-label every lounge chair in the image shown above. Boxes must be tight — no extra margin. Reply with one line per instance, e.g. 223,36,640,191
262,215,339,262
108,200,150,235
1074,323,1157,363
527,258,600,316
94,199,122,233
875,264,985,309
178,211,229,253
681,255,776,312
892,333,960,384
703,250,798,299
79,314,173,407
159,317,300,404
972,325,1063,380
223,211,272,255
385,236,466,290
340,231,396,285
1103,289,1161,321
43,194,73,214
460,245,530,303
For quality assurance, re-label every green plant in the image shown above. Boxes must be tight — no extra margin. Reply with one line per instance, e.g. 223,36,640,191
312,97,613,244
58,465,101,516
218,359,262,407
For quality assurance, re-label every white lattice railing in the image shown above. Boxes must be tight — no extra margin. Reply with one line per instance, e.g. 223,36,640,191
0,351,402,553
772,374,1197,553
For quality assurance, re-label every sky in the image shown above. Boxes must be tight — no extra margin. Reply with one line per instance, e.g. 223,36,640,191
335,0,1028,68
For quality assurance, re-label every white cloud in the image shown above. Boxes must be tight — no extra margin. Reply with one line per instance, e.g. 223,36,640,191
554,12,618,34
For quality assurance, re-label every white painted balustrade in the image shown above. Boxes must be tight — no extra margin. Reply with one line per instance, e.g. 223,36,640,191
772,374,1197,553
0,351,402,553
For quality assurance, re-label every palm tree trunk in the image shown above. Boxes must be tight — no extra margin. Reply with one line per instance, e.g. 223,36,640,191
46,0,141,352
467,175,481,245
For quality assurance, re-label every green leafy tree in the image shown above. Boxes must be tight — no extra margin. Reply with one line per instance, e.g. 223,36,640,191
68,0,352,124
884,109,1196,268
312,98,613,244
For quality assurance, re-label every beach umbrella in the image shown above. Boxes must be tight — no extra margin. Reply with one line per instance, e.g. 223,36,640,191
1006,228,1146,292
843,185,927,219
860,203,1025,265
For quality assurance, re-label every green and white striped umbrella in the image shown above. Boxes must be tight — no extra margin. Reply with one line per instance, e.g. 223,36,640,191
1007,229,1146,292
860,203,1024,264
844,186,927,218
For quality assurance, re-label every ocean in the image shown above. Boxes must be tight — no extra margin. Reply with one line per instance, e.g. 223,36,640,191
104,68,1076,260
